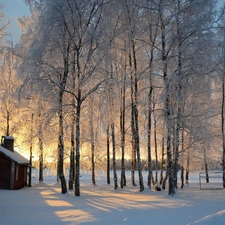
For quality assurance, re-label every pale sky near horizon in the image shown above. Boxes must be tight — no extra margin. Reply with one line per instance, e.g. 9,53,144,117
2,0,225,44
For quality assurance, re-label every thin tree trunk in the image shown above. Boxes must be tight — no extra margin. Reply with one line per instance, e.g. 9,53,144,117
57,35,70,194
164,50,174,195
145,0,158,190
89,99,96,185
68,113,75,190
153,96,158,184
160,6,175,194
174,0,182,191
185,148,190,184
203,146,209,183
131,133,136,186
75,100,81,196
38,137,43,182
28,113,34,187
74,48,82,196
180,128,185,189
222,74,225,188
91,136,95,185
126,4,143,188
69,53,76,190
106,123,110,184
131,38,144,192
38,111,43,182
147,87,153,189
130,48,136,187
180,166,184,189
174,99,181,190
135,108,144,192
58,91,67,194
111,123,118,190
120,71,126,188
160,137,165,185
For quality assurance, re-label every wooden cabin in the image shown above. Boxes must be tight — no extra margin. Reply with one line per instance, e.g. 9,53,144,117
0,136,30,190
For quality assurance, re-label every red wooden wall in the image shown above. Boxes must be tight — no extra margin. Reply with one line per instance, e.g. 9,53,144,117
13,164,27,190
0,153,28,190
0,154,11,189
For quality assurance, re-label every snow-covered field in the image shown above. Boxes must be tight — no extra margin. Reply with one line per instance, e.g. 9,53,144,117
1,170,225,225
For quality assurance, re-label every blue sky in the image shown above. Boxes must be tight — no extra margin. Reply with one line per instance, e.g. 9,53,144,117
3,0,30,44
2,0,225,44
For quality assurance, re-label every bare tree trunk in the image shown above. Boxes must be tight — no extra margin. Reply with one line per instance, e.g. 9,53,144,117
68,113,75,190
180,166,184,189
131,39,144,192
146,10,157,188
106,123,110,184
162,20,175,194
185,148,190,184
203,146,209,183
111,123,118,190
124,1,143,191
57,31,70,194
164,49,174,195
28,113,34,187
38,140,43,182
174,98,181,190
91,135,95,185
75,100,81,196
120,70,126,188
38,111,43,182
147,87,153,189
131,134,136,186
158,1,175,193
58,91,67,194
180,128,185,189
153,96,158,184
69,53,76,190
160,137,165,185
135,107,144,192
173,0,183,191
222,74,225,188
130,50,136,187
89,99,96,185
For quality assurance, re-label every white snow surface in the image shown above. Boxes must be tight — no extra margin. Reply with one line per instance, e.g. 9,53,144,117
1,170,225,225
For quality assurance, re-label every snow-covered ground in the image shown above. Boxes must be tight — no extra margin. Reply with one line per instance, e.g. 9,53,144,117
1,170,225,225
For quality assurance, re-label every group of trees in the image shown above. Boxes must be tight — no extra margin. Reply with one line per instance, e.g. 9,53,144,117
1,0,225,196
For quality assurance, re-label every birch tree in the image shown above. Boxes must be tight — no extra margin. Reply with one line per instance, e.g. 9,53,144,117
0,46,20,136
64,0,107,196
121,0,145,192
20,0,74,193
217,23,225,188
153,0,216,195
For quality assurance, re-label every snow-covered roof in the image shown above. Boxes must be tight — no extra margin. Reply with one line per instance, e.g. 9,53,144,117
3,136,14,140
0,146,29,165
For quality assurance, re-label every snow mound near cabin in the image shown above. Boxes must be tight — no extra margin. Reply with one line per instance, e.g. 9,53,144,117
187,210,225,225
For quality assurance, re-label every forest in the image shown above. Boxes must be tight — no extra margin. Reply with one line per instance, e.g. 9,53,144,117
0,0,225,196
